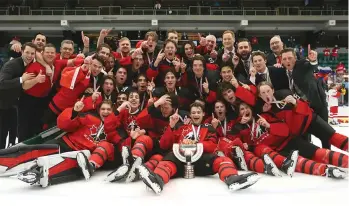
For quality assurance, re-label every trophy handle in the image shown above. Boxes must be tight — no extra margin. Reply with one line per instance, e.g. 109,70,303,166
191,143,203,163
173,144,186,163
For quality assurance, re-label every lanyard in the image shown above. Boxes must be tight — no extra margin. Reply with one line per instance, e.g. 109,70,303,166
247,119,262,141
140,93,146,111
146,53,153,65
195,77,203,96
191,125,201,141
219,118,227,136
104,94,111,100
271,97,286,109
129,108,140,115
93,76,98,91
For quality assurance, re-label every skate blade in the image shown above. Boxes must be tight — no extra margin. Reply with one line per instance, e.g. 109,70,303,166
125,157,142,183
76,153,90,181
138,166,162,194
235,147,248,171
263,155,282,177
104,165,129,182
288,151,299,178
229,174,261,191
121,146,130,165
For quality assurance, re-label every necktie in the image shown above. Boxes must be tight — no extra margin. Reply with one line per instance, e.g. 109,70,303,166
243,60,249,74
260,73,266,81
287,70,293,91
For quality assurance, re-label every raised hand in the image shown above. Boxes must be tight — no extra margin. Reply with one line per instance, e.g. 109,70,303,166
99,29,111,38
211,113,220,129
249,67,257,77
92,86,101,102
180,57,187,73
198,33,207,47
74,96,85,112
240,111,250,124
81,31,89,48
283,95,297,105
154,94,171,108
307,44,318,62
257,115,270,128
262,103,272,112
203,77,209,93
147,77,155,94
210,50,218,59
230,76,239,88
239,81,251,91
222,52,230,62
169,109,180,128
232,54,240,68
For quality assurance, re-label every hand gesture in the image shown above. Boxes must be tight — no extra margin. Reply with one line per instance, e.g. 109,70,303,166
210,50,218,59
76,53,85,59
283,95,296,105
85,87,94,94
169,109,180,128
130,127,146,140
230,76,239,88
222,52,230,62
22,72,35,82
147,78,155,94
180,58,187,73
107,70,114,76
203,77,209,93
35,70,46,83
131,48,143,59
156,49,165,62
198,33,207,47
232,54,239,68
307,44,318,62
240,110,250,124
11,43,22,53
99,29,111,39
172,58,181,72
45,65,53,77
141,41,149,49
81,31,89,48
262,103,272,112
183,116,192,125
249,67,257,77
155,94,171,107
74,96,85,112
147,98,155,106
257,115,270,128
92,86,101,102
211,113,220,129
119,101,132,111
273,63,283,68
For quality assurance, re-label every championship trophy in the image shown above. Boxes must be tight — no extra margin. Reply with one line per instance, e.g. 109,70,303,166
173,143,203,179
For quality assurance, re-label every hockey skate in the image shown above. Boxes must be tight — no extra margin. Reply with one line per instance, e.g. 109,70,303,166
262,154,282,177
230,146,248,171
105,146,142,183
17,159,49,188
280,150,299,177
138,164,164,194
326,167,348,179
76,151,95,180
225,172,260,191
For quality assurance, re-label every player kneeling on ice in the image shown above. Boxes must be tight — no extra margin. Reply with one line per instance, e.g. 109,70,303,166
15,99,120,187
138,102,260,194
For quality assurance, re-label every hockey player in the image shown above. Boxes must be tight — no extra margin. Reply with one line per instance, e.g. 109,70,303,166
256,82,348,153
235,102,348,179
138,102,260,194
16,99,121,187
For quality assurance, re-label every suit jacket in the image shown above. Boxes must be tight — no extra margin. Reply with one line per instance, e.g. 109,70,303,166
286,59,327,111
255,66,289,91
0,57,26,109
266,52,301,66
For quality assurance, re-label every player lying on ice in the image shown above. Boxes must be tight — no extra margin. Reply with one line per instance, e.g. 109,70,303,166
0,99,121,187
210,101,298,177
137,102,261,194
231,101,348,179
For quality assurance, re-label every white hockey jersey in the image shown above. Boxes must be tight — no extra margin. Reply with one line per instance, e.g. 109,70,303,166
328,89,340,107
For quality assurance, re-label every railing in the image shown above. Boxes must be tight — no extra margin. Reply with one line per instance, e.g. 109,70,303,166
0,6,347,16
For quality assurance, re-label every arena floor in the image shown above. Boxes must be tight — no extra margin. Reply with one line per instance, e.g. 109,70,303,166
0,108,348,206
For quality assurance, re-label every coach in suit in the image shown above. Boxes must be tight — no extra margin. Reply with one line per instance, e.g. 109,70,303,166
280,47,329,148
266,35,301,67
249,51,289,91
0,42,37,148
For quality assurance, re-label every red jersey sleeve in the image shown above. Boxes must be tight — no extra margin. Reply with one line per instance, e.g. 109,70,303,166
159,126,177,151
235,86,256,106
57,108,82,132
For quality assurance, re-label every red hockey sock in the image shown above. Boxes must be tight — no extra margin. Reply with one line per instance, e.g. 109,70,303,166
329,133,348,152
89,141,115,168
144,154,163,171
312,148,348,168
244,151,265,173
254,144,285,167
154,161,177,184
213,156,238,182
131,135,153,158
296,156,327,176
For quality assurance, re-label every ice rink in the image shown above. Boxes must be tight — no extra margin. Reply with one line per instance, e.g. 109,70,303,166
0,108,348,206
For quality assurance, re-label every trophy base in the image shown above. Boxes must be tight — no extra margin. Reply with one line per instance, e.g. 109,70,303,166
184,165,195,179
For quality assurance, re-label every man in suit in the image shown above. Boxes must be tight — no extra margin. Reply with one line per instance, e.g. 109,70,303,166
281,47,329,148
234,38,253,81
267,35,301,67
0,42,37,148
249,51,289,91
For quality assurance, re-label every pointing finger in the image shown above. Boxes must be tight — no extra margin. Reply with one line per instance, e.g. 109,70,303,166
95,86,100,92
80,95,85,102
308,44,311,52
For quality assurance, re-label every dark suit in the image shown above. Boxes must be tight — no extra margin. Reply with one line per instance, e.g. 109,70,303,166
0,57,26,148
254,66,289,91
266,52,301,66
282,60,329,148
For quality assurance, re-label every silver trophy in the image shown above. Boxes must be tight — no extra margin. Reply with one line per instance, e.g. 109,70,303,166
173,143,203,179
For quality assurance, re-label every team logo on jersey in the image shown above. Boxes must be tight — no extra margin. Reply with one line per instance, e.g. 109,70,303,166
208,57,215,63
127,120,139,131
88,124,107,143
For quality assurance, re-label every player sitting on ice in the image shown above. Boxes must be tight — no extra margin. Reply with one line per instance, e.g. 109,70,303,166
138,102,260,194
